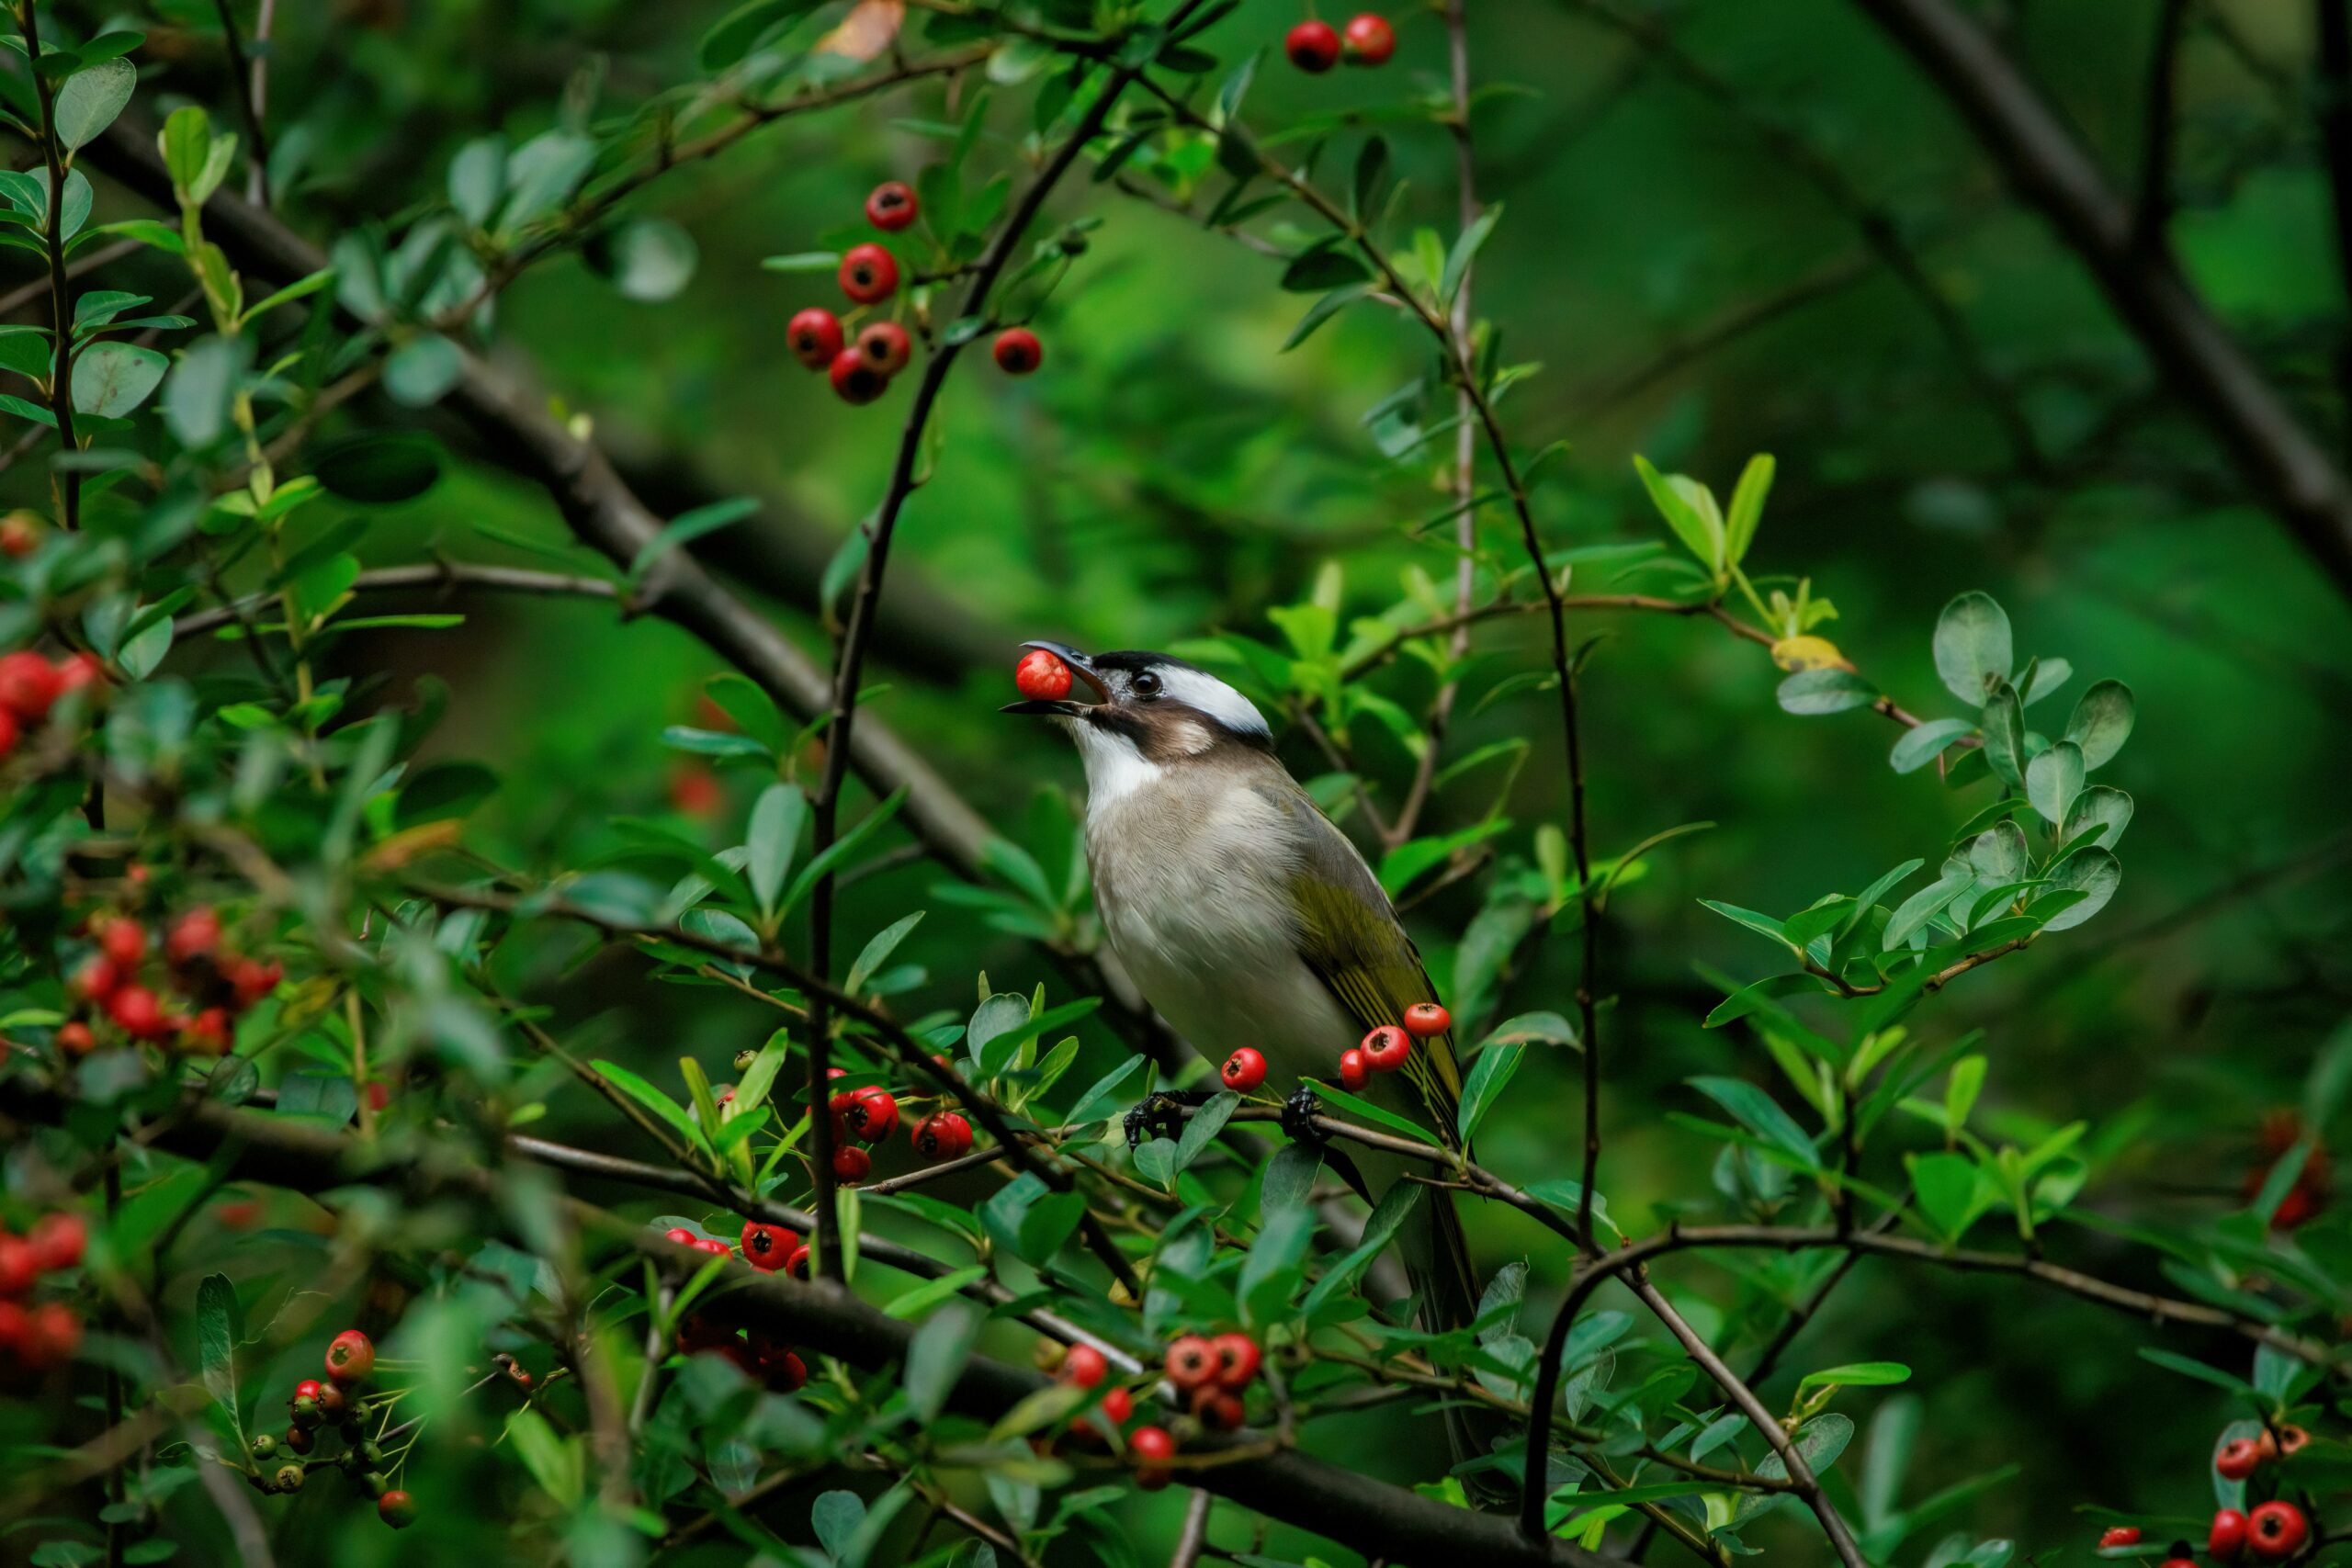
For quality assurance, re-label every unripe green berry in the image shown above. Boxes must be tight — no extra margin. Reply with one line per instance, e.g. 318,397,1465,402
359,1470,390,1500
274,1464,304,1493
249,1434,277,1461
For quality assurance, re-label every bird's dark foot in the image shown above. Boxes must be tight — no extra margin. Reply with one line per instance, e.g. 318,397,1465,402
1281,1085,1329,1146
1124,1089,1213,1148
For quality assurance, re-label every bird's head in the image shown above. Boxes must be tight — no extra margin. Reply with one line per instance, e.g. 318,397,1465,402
1003,642,1272,799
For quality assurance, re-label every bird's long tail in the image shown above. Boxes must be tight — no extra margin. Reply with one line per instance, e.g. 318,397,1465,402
1404,1186,1515,1500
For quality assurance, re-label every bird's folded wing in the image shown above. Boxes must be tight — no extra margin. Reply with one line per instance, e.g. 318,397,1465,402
1282,795,1465,1145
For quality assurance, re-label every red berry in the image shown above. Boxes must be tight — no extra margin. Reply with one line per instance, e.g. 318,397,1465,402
662,1226,695,1246
1220,1048,1267,1093
52,652,102,695
183,1009,232,1055
1014,648,1071,701
324,1328,375,1384
695,1237,732,1257
378,1490,417,1529
226,957,284,1010
1210,1332,1261,1389
767,1349,808,1392
0,1235,35,1296
991,327,1042,375
1129,1423,1175,1488
2211,1509,2250,1560
0,650,62,721
788,307,845,371
839,243,899,303
70,955,119,1003
2216,1437,2262,1480
1361,1024,1411,1073
844,1088,899,1142
785,1244,810,1279
1061,1344,1109,1388
1102,1385,1133,1423
1194,1388,1245,1429
98,919,146,969
1285,19,1340,72
1164,1335,1216,1389
912,1111,972,1160
282,1422,313,1453
1401,1001,1450,1038
832,1145,871,1182
0,707,17,761
2249,1501,2308,1559
829,347,889,405
2099,1528,2142,1548
26,1302,80,1367
0,513,39,557
105,985,168,1041
1337,1048,1369,1092
289,1380,325,1425
54,1021,94,1057
741,1221,797,1270
857,320,912,375
166,907,221,964
28,1213,85,1272
1341,13,1395,64
865,181,918,231
316,1382,346,1417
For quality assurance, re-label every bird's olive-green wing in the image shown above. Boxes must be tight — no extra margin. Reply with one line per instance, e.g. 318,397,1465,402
1274,786,1465,1145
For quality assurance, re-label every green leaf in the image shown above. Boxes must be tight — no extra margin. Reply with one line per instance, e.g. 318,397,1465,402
1933,592,2012,705
1698,899,1791,949
2037,847,2119,931
1907,1150,1981,1241
313,434,444,504
1778,667,1878,716
1978,682,2026,787
2137,1348,2255,1399
847,912,923,995
72,342,166,417
1172,1090,1238,1174
779,789,907,915
589,1060,705,1152
903,1302,979,1423
745,783,807,919
1280,240,1369,293
625,495,752,582
1063,1055,1146,1125
1441,201,1500,304
383,333,463,407
2023,740,2083,826
1797,1361,1911,1393
1890,718,1974,774
1302,1180,1425,1314
1282,281,1374,351
2063,679,2135,770
196,1274,243,1450
1723,453,1774,566
54,58,136,151
1457,1040,1523,1142
1633,454,1721,571
2060,785,2132,851
504,1408,583,1508
699,0,824,71
1307,1078,1443,1145
1687,1077,1818,1169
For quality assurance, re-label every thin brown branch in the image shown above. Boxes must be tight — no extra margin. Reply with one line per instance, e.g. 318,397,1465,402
175,561,620,637
19,1,81,528
210,0,273,208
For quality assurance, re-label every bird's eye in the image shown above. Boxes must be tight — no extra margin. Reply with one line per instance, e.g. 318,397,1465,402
1132,671,1161,698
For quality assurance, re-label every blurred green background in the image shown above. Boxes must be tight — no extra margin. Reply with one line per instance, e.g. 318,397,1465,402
27,0,2352,1560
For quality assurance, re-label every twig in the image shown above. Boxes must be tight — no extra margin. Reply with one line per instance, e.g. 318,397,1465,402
19,0,82,528
211,0,273,208
2132,0,2190,257
2318,0,2352,440
1170,1489,1214,1568
175,561,621,637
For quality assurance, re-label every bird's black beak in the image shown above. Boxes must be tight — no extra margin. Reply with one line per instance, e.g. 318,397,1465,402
1001,640,1108,717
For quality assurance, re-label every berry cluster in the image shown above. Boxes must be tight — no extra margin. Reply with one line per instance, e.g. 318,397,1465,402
1164,1330,1262,1433
0,646,104,761
2096,1424,2316,1564
822,1066,978,1182
1285,13,1395,73
1335,1002,1447,1091
57,903,281,1060
0,1211,85,1375
254,1330,413,1529
786,181,1042,405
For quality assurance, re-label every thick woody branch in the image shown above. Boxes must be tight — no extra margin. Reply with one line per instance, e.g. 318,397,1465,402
1854,0,2352,600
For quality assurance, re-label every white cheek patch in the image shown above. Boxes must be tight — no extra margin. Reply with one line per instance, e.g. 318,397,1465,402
1154,666,1269,737
1069,720,1166,807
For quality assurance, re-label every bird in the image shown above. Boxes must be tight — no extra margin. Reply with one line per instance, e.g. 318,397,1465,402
1004,641,1495,1475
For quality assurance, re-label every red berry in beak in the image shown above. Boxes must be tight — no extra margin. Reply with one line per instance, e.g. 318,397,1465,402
787,307,844,370
1401,1001,1450,1038
1014,648,1072,700
1341,13,1395,64
1220,1047,1267,1092
991,327,1042,375
1361,1024,1411,1072
839,243,899,303
1285,19,1340,72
